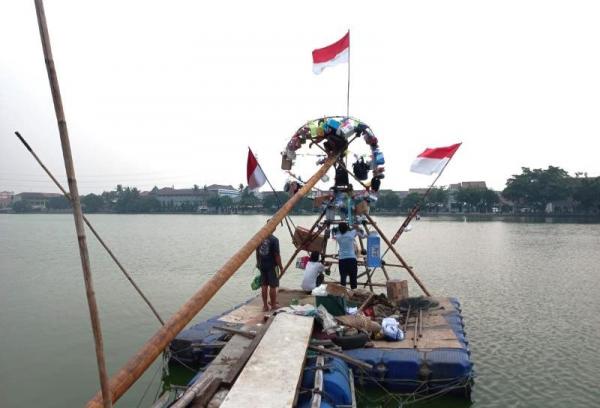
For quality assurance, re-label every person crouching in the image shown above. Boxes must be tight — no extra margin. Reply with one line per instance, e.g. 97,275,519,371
301,251,325,293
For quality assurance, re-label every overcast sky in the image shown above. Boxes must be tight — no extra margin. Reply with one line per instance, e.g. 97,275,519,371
1,1,599,194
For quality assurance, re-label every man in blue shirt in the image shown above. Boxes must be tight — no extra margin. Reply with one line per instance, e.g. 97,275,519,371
333,222,366,289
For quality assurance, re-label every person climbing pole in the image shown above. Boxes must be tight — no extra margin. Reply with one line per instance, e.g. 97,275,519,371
256,221,284,311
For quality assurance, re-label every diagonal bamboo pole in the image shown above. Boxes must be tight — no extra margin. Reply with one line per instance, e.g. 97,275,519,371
14,131,164,325
33,1,112,406
86,155,338,407
365,214,431,296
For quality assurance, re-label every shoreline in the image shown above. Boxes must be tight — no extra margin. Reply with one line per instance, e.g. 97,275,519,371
2,210,600,222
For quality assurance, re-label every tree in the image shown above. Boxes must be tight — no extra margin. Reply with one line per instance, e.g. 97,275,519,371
47,196,70,210
480,189,499,212
503,166,571,211
220,196,234,212
453,187,498,212
207,195,221,212
262,192,287,211
239,188,260,212
377,192,400,211
401,192,421,211
293,197,313,213
81,193,105,212
12,200,32,213
573,176,600,212
426,188,448,212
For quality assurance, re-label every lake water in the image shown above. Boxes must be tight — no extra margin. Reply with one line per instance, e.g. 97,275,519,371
1,214,599,407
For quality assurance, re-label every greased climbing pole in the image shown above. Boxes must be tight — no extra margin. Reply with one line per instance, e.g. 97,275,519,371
86,155,338,407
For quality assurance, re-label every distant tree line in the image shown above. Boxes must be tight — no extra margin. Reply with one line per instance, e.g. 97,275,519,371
502,166,600,213
10,166,600,215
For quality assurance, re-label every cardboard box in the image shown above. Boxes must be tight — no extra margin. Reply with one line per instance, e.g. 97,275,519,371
354,200,370,215
386,279,408,302
293,226,326,253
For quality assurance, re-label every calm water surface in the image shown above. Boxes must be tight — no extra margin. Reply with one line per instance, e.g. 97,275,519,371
1,214,599,407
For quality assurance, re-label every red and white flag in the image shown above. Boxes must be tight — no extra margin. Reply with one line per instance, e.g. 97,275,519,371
312,31,350,75
247,148,267,190
410,143,462,175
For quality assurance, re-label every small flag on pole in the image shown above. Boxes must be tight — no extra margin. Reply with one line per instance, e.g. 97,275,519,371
247,148,267,190
410,143,462,175
312,31,350,75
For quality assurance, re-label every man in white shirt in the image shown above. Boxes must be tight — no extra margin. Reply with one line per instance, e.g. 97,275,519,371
301,251,325,292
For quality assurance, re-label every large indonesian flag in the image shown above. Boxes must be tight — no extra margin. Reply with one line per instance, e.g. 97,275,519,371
410,143,462,175
247,148,267,190
312,31,350,75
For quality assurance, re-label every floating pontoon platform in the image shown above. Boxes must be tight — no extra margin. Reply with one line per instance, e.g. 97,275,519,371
169,288,473,406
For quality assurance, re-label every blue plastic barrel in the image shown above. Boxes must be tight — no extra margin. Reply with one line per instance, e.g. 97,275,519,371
366,232,381,267
300,356,352,406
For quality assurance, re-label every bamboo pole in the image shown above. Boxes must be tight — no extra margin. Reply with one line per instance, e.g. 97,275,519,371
14,131,164,325
86,155,338,407
365,214,431,296
33,1,112,407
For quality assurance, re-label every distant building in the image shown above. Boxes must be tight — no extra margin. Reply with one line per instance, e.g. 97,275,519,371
147,184,241,210
150,187,209,208
459,181,487,189
12,192,62,210
0,191,14,208
206,184,240,200
447,181,488,212
408,188,429,195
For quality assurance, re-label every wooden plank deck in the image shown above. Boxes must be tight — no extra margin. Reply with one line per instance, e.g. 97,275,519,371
218,288,314,325
219,313,314,408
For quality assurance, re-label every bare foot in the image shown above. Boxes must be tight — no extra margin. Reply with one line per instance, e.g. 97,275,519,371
270,303,281,311
262,305,269,312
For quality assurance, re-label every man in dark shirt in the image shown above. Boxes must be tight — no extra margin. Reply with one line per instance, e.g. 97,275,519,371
256,232,284,311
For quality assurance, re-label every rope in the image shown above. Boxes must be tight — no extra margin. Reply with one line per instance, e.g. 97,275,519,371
352,366,474,407
135,359,164,408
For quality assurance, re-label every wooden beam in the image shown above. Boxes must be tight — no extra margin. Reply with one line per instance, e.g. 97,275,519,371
310,356,325,408
308,346,372,371
170,375,221,408
212,326,257,339
223,317,275,386
220,314,314,408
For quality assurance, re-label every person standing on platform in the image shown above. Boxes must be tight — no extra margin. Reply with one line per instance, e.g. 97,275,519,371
256,227,284,311
333,222,366,289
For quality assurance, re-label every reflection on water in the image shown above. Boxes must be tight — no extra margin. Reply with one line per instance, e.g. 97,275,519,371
1,214,599,407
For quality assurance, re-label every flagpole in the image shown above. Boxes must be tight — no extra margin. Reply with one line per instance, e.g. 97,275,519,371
346,29,350,117
248,147,296,238
389,153,457,246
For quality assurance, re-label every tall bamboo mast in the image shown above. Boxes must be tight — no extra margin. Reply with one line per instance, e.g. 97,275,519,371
86,155,338,407
33,1,112,407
